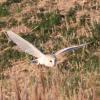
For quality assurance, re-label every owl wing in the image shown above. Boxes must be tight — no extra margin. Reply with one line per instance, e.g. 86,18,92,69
55,43,90,64
6,31,45,58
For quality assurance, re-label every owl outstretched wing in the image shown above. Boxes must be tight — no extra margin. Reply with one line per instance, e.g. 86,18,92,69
55,43,90,64
6,31,45,58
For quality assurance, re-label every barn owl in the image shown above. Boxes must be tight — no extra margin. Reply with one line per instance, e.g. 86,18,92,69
5,31,90,67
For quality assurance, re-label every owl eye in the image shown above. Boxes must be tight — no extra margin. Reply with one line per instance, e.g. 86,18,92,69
50,60,52,62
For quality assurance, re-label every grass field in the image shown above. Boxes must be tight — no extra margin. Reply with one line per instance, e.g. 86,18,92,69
0,0,100,100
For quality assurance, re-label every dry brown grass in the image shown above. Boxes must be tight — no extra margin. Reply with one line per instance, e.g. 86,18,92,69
0,0,100,100
0,60,99,100
0,0,7,4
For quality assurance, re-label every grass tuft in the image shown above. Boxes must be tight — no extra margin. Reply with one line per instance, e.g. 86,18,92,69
0,5,9,17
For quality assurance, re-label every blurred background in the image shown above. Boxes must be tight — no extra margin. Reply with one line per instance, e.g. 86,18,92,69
0,0,100,100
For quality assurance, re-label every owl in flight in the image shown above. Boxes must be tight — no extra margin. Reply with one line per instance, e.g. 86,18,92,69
5,31,90,67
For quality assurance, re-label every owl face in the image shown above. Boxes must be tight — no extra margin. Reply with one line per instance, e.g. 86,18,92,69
37,54,56,67
45,55,56,67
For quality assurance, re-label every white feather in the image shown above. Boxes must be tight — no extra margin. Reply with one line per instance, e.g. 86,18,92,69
6,31,44,58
